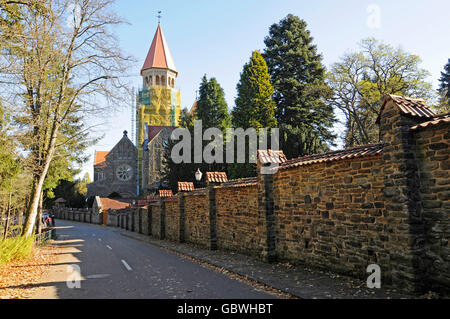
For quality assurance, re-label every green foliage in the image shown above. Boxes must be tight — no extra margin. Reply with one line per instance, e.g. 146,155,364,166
162,108,197,192
163,73,233,192
437,59,450,114
232,50,276,130
195,75,231,132
0,107,20,192
327,38,435,147
47,179,86,208
43,106,97,205
263,14,336,159
0,235,35,266
230,50,277,179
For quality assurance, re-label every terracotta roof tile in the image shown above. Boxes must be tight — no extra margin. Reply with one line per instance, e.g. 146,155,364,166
377,94,436,123
206,172,228,183
178,182,194,192
187,188,207,196
147,126,176,144
190,100,198,116
279,143,383,170
147,195,159,202
411,113,450,130
220,177,258,188
141,24,177,74
159,190,173,198
99,198,131,211
257,149,287,165
94,151,109,168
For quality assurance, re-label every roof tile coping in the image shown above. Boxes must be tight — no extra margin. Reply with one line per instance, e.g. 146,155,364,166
206,172,228,183
186,188,207,196
158,189,173,198
411,113,450,130
163,196,178,202
376,94,436,124
279,143,384,171
178,182,195,192
218,177,258,189
257,149,287,164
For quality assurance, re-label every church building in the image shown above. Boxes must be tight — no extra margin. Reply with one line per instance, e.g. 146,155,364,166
137,22,181,193
87,22,180,199
87,130,138,198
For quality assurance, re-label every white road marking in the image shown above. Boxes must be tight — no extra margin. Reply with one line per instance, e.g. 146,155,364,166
121,260,132,271
98,238,102,242
85,274,111,279
106,245,112,250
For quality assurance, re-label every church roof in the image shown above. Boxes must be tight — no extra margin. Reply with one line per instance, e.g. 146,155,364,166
147,126,176,144
98,198,131,211
141,23,177,74
189,100,198,116
94,151,109,168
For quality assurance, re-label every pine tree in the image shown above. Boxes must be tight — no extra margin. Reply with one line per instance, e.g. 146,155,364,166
162,108,196,192
232,50,276,129
438,59,450,113
439,59,450,99
195,75,231,132
263,14,336,159
230,50,277,178
163,76,231,190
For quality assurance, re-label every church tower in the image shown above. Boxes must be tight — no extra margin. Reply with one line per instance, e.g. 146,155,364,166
137,22,181,194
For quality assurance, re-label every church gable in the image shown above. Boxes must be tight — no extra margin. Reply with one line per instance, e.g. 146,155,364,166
87,131,138,199
106,130,137,162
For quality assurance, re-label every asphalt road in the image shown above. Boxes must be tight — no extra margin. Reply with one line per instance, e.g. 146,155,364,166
33,220,274,299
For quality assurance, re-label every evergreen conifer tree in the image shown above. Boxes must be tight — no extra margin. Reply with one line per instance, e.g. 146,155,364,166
230,50,277,178
263,14,335,159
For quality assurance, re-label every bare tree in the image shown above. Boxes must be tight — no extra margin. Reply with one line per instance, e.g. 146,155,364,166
327,38,434,147
0,0,132,237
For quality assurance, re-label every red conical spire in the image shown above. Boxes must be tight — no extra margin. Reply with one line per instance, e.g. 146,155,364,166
141,23,177,75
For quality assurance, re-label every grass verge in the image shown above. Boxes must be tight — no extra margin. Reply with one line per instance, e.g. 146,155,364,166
0,235,35,266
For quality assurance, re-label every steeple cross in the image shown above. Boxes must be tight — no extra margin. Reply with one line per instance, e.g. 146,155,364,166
157,11,162,23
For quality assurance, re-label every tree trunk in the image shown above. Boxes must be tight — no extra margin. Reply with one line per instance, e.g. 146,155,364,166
36,191,44,235
23,143,57,237
3,192,12,240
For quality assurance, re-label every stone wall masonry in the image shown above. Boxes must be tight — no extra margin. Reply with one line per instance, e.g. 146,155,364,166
165,199,180,241
379,101,429,292
52,107,449,294
215,185,264,256
150,203,162,239
107,212,118,227
184,194,209,247
273,156,386,279
141,208,149,235
414,124,450,293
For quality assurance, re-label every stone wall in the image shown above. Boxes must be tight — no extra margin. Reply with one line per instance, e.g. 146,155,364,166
141,208,149,235
184,193,209,247
273,155,385,279
165,199,180,241
150,203,162,238
52,99,449,294
414,124,450,293
215,185,264,256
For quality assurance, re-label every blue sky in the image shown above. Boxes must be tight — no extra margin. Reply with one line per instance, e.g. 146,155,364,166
79,0,450,179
